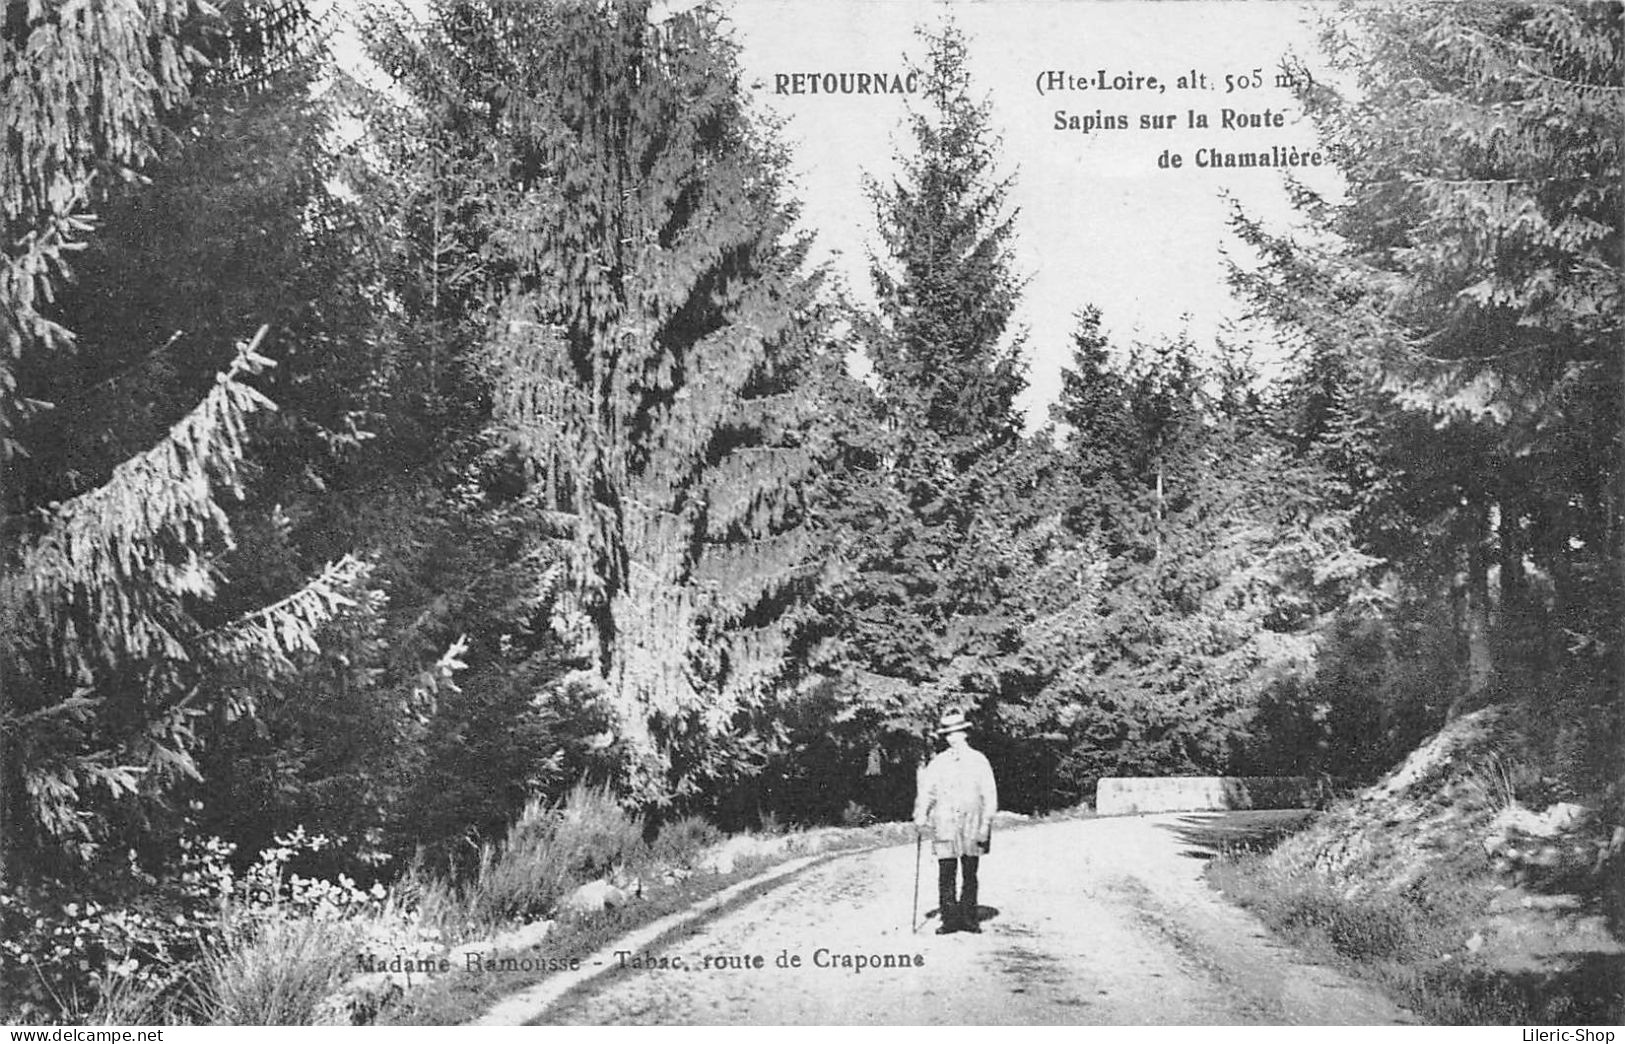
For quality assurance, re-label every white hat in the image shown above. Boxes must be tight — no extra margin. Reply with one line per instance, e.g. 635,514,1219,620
937,708,971,735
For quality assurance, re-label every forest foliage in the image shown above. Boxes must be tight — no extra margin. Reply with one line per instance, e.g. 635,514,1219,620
0,0,1619,1023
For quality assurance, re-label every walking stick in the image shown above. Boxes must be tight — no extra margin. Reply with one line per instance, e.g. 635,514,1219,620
911,832,922,933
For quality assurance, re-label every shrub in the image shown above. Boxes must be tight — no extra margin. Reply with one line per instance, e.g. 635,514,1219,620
1320,895,1417,961
1458,749,1541,815
650,815,722,867
467,784,645,926
467,812,569,927
389,865,476,946
548,783,646,879
0,827,408,1026
197,915,361,1025
184,829,405,1025
0,839,237,1024
0,886,189,1023
1222,859,1420,963
87,969,173,1025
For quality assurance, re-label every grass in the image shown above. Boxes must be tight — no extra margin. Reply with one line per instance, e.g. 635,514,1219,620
169,784,649,1026
1208,838,1625,1025
92,801,1077,1026
377,858,776,1025
195,915,364,1025
647,815,723,868
467,783,645,929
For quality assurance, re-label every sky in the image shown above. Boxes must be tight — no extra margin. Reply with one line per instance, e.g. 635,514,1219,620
718,0,1348,428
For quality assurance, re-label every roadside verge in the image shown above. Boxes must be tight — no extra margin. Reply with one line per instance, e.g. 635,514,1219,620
471,849,856,1025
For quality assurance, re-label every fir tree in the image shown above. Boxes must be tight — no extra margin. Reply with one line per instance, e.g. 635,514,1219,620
403,0,832,799
1041,328,1374,785
807,20,1047,803
862,23,1026,449
0,0,197,455
0,2,372,880
1231,0,1622,724
1049,307,1140,546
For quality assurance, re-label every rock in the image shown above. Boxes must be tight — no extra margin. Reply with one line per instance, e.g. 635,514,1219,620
1493,805,1546,838
557,879,635,917
1493,801,1592,840
1542,802,1589,834
1465,932,1484,954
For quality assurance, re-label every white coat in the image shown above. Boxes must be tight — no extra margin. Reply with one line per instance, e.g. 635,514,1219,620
913,741,998,859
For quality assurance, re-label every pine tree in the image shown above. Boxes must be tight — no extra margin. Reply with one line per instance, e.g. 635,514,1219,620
1040,325,1375,785
0,1,318,457
800,20,1051,808
862,23,1026,449
0,3,373,879
1231,0,1622,723
0,328,373,870
1049,308,1140,545
401,0,831,800
0,0,197,455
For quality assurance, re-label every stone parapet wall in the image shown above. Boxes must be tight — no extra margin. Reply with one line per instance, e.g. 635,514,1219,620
1095,776,1339,815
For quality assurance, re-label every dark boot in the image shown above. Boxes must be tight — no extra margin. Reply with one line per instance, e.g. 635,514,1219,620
960,858,981,932
935,859,959,934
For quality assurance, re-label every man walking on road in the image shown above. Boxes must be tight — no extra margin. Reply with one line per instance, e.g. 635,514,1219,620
913,708,999,935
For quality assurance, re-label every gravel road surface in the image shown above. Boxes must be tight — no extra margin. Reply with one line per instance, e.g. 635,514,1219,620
535,813,1417,1025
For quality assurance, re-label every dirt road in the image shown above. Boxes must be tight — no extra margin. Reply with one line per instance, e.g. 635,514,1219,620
540,813,1417,1025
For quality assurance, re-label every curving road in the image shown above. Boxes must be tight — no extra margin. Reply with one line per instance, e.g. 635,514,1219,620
537,812,1417,1025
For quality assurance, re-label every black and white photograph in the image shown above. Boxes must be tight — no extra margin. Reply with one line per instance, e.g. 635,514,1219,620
1,0,1621,1030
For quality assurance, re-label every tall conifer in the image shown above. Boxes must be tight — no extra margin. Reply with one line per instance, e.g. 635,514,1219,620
0,2,371,879
1230,0,1622,715
442,0,831,798
811,21,1037,775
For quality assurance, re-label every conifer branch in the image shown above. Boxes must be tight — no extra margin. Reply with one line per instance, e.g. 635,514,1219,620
8,328,276,666
203,554,374,670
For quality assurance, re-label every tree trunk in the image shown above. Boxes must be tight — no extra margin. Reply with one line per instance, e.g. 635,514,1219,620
1466,540,1494,697
1496,495,1544,677
0,697,10,887
1153,454,1164,558
1450,504,1495,719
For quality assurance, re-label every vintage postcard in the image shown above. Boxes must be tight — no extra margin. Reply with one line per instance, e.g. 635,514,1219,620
2,0,1617,1032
